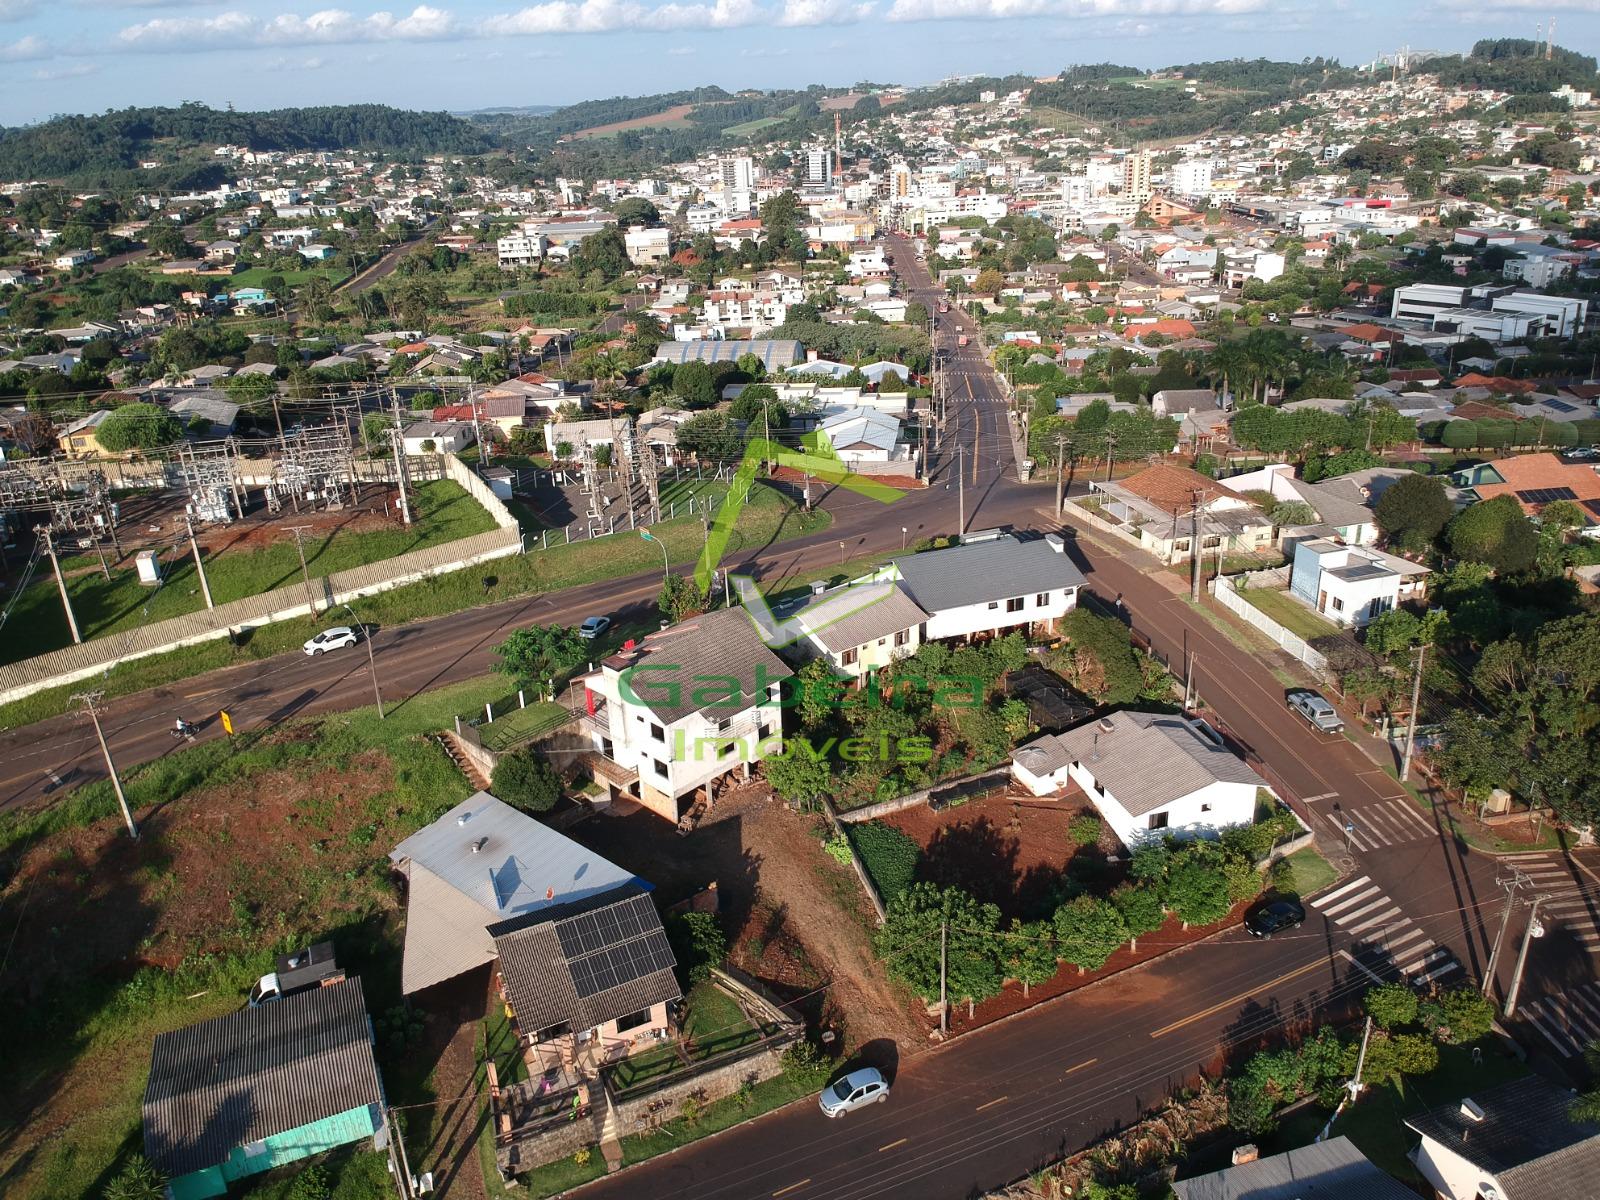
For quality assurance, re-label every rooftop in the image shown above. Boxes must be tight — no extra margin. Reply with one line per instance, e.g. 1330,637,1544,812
893,533,1085,614
603,606,793,725
1172,1136,1415,1200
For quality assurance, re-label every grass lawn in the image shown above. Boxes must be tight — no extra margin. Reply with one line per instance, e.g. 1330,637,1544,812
1236,587,1341,643
0,480,830,730
226,264,352,291
477,701,572,752
722,116,785,136
1266,1043,1530,1188
2,480,495,664
0,674,503,1200
1273,846,1339,898
609,980,763,1093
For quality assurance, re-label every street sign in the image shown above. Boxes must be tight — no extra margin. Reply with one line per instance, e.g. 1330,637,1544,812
220,710,234,736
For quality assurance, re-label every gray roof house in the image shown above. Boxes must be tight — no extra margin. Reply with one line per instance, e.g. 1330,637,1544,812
1173,1136,1414,1200
652,338,803,371
1407,1075,1600,1200
389,792,641,995
488,884,679,1041
143,977,385,1198
775,579,928,678
893,532,1086,642
1011,711,1268,845
1150,387,1219,417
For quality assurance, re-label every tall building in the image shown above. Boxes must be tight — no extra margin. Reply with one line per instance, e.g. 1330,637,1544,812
889,162,912,199
805,149,834,186
1122,150,1153,201
1170,159,1213,197
720,155,754,193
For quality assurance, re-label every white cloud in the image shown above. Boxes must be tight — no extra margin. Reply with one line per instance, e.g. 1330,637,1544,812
0,0,37,21
485,0,763,36
779,0,872,25
75,0,222,9
34,60,98,78
0,33,48,58
118,5,462,49
665,42,694,52
887,0,1265,21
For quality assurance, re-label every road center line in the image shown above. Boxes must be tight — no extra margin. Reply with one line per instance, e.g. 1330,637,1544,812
1149,957,1329,1038
772,1180,811,1197
975,1095,1009,1112
1064,1058,1098,1076
879,1138,908,1152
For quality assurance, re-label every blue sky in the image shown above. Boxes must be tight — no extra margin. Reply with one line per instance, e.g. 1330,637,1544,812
1,0,1597,126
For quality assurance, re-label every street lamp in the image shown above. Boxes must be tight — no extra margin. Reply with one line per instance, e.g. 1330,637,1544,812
901,526,908,550
337,602,384,719
640,528,669,581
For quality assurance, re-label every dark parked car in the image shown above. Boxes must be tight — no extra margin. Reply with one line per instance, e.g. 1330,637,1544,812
1246,898,1306,939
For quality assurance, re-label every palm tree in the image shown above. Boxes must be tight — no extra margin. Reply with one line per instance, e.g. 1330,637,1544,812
1204,342,1247,408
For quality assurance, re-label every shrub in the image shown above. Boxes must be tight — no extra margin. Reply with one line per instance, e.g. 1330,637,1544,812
1068,812,1104,846
665,911,726,988
105,1157,167,1200
1165,851,1233,929
1221,853,1265,904
490,748,563,813
1111,882,1165,950
1420,985,1495,1044
847,822,922,903
782,1039,834,1089
285,1165,331,1200
1364,982,1420,1031
822,834,853,866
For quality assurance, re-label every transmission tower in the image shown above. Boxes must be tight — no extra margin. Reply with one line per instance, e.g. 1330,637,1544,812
637,426,662,526
273,425,356,512
177,440,244,523
579,441,606,536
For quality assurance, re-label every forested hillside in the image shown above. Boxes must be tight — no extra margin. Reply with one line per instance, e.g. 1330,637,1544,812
1432,39,1598,94
0,103,491,184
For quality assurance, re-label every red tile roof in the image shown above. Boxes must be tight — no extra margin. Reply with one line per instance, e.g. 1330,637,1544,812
1472,453,1600,514
1116,463,1252,516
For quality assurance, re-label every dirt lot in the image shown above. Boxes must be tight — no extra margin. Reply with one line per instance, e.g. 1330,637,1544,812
571,784,923,1051
882,787,1115,922
570,104,694,139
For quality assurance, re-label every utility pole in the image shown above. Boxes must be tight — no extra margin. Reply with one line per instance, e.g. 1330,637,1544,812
1054,436,1067,515
39,526,82,645
1349,1016,1373,1101
183,511,214,610
1183,647,1196,711
1483,868,1528,998
1505,894,1544,1018
1400,642,1426,781
389,391,412,526
939,919,949,1035
1190,490,1205,603
957,444,966,537
73,691,137,839
1104,430,1116,482
286,526,318,614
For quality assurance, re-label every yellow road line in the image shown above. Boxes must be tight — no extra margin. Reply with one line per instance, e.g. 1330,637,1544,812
772,1180,811,1198
975,1095,1009,1112
1149,957,1328,1038
879,1138,908,1152
1064,1058,1097,1076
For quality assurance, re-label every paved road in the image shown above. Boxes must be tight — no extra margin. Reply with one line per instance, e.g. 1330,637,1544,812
338,217,439,296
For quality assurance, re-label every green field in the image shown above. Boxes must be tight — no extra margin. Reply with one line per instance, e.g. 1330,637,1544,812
0,481,831,730
1030,106,1093,132
1,480,496,664
1236,586,1341,643
722,116,785,137
227,264,352,291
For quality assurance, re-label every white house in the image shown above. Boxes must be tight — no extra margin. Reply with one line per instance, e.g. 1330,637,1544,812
1010,711,1267,846
777,579,926,680
623,226,671,266
1406,1076,1600,1200
579,607,792,824
1288,537,1430,628
893,532,1086,642
816,407,908,469
400,420,476,455
1223,462,1380,547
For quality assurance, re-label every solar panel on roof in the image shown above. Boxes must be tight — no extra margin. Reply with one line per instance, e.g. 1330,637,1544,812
1583,498,1600,517
1515,487,1577,504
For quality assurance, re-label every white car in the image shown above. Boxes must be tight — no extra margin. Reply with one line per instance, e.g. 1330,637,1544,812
578,615,612,640
818,1067,889,1118
304,626,359,656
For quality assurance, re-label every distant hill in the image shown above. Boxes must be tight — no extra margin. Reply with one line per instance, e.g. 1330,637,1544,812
0,102,494,185
1431,39,1598,95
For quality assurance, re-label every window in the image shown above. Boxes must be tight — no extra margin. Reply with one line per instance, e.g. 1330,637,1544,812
842,647,858,665
714,714,734,735
1148,811,1170,830
893,630,908,647
1174,540,1191,553
987,601,999,610
1332,597,1345,612
878,637,886,647
652,758,669,779
1200,803,1212,813
535,1021,572,1043
1202,536,1221,549
650,722,665,742
1006,597,1024,613
1035,592,1050,606
616,1009,653,1033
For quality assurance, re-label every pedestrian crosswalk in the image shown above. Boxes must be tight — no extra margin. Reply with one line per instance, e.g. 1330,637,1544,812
1514,854,1600,956
1521,980,1600,1058
1337,797,1439,851
1309,875,1462,985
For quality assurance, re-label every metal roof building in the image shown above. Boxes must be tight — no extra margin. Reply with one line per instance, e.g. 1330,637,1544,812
389,792,641,995
142,977,385,1200
651,339,804,370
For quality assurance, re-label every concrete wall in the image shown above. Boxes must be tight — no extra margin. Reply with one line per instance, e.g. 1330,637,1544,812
834,766,1012,824
1209,574,1328,674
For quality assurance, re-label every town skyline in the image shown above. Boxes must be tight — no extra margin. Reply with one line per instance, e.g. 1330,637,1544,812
3,1,1599,126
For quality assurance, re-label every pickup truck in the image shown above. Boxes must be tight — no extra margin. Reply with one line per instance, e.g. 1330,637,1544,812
249,942,344,1007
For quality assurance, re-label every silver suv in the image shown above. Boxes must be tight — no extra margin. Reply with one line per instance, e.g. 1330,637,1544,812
1287,689,1343,734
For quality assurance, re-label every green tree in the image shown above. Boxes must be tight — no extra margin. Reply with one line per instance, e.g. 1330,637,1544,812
672,360,718,408
494,624,586,686
658,573,709,624
1364,982,1420,1030
491,749,563,813
759,190,807,261
1111,882,1166,952
665,910,726,987
96,402,182,452
1004,919,1059,997
874,882,1004,1008
1052,895,1127,974
1446,495,1538,574
1419,984,1496,1045
1165,852,1232,928
764,750,832,808
1375,473,1452,551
